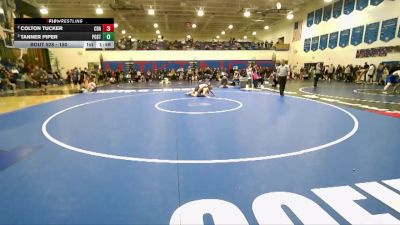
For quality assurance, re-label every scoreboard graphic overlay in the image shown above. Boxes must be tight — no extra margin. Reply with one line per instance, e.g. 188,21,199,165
14,18,115,49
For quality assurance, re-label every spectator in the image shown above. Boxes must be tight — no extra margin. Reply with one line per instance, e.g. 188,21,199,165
382,66,389,84
233,70,240,86
335,65,343,80
252,69,260,88
314,63,323,87
344,65,352,82
376,63,384,85
366,63,376,84
0,68,16,91
327,64,335,82
363,62,369,70
80,77,97,93
23,73,39,88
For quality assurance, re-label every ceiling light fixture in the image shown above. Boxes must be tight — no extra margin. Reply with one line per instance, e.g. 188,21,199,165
244,10,251,17
264,25,270,30
114,23,119,28
158,35,162,39
276,2,282,10
197,8,204,17
228,24,233,29
156,30,160,34
216,35,220,39
324,0,333,2
192,24,197,28
153,23,159,28
40,6,48,15
148,6,155,15
221,31,226,35
287,13,294,20
187,35,192,39
252,31,257,36
95,6,103,15
128,35,132,39
244,36,248,40
121,30,126,34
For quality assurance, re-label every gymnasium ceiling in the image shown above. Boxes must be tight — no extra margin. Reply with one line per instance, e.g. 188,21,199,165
23,0,309,40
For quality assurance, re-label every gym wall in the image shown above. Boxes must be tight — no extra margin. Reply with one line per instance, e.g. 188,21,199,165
50,49,285,74
261,0,400,66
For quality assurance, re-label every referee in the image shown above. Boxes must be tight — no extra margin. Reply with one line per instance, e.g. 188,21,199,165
277,59,290,96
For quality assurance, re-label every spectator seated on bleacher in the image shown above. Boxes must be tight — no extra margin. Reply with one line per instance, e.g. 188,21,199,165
21,73,39,88
0,67,16,91
80,77,97,93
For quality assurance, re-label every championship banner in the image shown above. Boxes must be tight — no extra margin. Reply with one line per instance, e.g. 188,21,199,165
304,38,311,52
323,4,332,22
370,0,384,6
311,36,319,51
292,21,303,42
364,22,379,44
319,34,328,50
329,32,339,49
339,29,350,47
351,25,364,46
314,8,323,25
398,23,400,38
380,18,398,42
0,26,4,40
333,0,343,18
356,0,368,10
354,46,400,58
343,0,355,15
307,12,314,27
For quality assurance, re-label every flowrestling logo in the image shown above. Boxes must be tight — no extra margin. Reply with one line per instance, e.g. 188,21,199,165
170,178,400,224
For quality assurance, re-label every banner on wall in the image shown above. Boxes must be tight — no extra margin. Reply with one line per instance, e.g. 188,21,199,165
333,0,343,18
370,0,384,6
386,45,400,54
339,29,350,47
356,0,368,10
351,25,364,46
357,46,400,58
329,32,339,49
311,36,320,51
307,12,314,27
314,8,323,25
380,18,398,42
304,38,311,52
292,21,303,42
356,47,387,58
364,22,379,44
319,34,328,50
323,4,332,21
343,0,355,15
399,23,400,38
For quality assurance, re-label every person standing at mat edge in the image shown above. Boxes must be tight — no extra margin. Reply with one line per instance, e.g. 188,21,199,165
314,63,323,87
277,59,290,96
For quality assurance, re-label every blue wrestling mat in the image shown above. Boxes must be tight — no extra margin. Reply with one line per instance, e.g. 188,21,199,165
0,89,399,224
300,85,400,104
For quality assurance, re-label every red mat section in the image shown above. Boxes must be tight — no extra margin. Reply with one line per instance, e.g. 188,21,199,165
368,110,400,118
